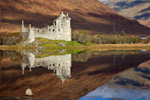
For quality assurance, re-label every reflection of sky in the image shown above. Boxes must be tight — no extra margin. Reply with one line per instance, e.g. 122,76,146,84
79,86,150,100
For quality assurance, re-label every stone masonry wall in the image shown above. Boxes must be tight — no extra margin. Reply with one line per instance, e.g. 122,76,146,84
20,12,71,44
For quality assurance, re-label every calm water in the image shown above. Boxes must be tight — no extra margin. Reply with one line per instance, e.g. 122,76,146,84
0,50,150,100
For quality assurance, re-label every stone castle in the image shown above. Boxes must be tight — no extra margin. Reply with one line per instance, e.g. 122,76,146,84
21,50,72,83
20,12,71,44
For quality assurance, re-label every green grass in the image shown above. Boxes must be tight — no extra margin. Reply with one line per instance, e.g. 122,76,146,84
37,38,83,47
16,37,85,50
36,49,83,58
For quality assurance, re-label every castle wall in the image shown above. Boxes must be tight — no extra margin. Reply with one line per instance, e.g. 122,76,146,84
33,25,71,41
20,12,71,44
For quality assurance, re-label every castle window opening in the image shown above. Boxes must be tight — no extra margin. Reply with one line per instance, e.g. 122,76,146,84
53,64,55,66
49,64,51,66
53,29,55,32
58,29,60,31
54,21,56,26
49,29,51,31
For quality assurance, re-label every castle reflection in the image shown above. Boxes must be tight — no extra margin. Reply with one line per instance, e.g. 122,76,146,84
20,50,72,83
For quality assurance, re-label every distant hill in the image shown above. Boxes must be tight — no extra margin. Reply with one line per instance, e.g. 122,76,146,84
104,0,150,28
0,0,150,36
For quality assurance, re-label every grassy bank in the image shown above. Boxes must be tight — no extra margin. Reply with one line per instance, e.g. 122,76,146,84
0,37,150,51
0,44,150,51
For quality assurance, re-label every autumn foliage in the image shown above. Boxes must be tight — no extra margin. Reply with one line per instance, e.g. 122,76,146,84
72,30,145,44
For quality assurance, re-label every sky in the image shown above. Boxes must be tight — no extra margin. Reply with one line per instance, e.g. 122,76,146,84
99,0,108,2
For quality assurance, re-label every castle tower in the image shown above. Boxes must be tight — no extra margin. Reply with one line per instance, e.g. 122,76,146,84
21,20,24,32
27,24,35,43
53,11,71,41
21,63,27,75
22,20,24,28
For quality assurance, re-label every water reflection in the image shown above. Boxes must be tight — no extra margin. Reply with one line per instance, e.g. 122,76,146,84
81,60,150,100
0,67,1,83
21,50,72,83
0,50,150,99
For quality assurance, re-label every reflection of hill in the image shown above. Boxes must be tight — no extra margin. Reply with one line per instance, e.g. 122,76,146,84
82,60,150,99
104,67,150,89
1,51,150,99
102,59,150,90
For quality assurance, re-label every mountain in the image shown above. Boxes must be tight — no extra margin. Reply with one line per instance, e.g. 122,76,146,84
0,0,150,36
104,0,150,28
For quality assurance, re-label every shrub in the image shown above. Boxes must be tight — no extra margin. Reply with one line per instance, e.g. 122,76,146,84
78,34,89,44
92,37,101,44
72,32,80,41
79,30,87,34
3,33,23,45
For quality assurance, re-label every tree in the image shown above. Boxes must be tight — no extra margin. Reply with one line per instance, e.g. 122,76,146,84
78,34,89,44
120,30,126,36
79,30,87,34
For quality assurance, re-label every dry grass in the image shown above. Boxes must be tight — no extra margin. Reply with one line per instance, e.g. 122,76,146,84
88,44,150,51
0,45,36,50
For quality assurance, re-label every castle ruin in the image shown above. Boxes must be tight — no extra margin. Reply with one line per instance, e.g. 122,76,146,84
21,50,72,83
20,12,71,44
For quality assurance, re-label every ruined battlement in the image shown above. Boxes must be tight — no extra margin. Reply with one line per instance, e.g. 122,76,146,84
20,12,71,45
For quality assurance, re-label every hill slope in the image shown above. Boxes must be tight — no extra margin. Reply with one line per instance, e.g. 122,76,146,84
104,0,150,28
0,0,150,36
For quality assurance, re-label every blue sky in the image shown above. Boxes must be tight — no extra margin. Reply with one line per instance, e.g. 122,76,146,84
99,0,108,2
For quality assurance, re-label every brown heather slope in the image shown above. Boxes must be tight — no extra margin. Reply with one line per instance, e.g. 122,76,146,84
0,0,150,36
104,0,150,29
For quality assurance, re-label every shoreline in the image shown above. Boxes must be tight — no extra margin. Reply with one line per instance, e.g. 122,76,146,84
0,44,149,51
88,44,150,51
